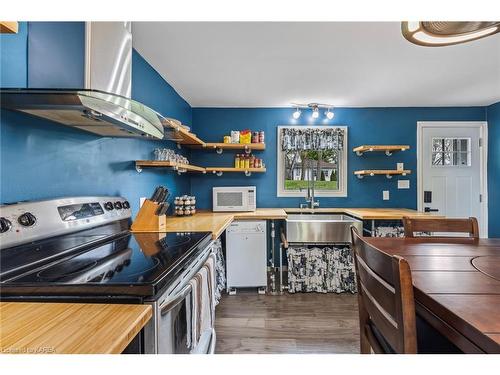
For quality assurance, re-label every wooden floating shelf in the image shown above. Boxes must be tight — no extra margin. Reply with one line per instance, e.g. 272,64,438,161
135,160,206,174
196,142,266,154
135,161,265,176
354,169,411,179
163,119,205,147
353,145,410,156
0,22,18,34
206,167,266,176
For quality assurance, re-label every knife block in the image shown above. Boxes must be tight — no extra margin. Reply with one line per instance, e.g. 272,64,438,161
130,199,167,232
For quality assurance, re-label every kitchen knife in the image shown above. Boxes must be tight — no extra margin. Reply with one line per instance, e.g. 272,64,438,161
160,203,169,215
155,203,163,215
151,186,162,202
157,187,166,203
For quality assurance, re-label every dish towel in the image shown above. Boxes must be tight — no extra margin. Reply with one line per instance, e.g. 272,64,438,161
198,266,213,336
203,253,217,325
187,276,200,349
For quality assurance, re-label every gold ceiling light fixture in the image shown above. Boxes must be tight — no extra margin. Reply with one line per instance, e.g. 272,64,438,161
401,21,500,47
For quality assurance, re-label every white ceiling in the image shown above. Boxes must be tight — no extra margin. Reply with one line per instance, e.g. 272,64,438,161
132,22,500,108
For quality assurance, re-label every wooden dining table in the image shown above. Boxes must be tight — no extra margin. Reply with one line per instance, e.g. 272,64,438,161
363,237,500,354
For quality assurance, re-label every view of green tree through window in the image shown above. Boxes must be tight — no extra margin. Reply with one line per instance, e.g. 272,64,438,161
284,149,340,191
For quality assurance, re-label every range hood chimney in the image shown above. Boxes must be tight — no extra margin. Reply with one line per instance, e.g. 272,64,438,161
0,22,166,140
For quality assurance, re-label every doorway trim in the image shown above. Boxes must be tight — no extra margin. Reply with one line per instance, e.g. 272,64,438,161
416,121,488,238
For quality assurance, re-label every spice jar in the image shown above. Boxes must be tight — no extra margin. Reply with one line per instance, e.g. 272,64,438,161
235,154,240,168
259,131,265,143
252,131,259,143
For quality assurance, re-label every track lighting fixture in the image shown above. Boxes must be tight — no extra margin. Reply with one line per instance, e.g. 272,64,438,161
290,102,335,121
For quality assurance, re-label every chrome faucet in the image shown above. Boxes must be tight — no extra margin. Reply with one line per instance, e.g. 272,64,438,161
300,175,320,209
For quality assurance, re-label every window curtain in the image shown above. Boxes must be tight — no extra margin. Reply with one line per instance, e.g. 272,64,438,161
281,127,345,151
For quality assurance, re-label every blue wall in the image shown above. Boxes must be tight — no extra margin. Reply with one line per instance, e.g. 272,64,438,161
28,22,86,88
0,22,192,217
0,22,28,87
487,102,500,237
190,107,486,211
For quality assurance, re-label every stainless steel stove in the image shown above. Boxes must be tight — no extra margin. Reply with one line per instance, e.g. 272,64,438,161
0,196,215,354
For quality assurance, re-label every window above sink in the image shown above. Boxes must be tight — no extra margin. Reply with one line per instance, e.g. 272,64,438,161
277,125,348,197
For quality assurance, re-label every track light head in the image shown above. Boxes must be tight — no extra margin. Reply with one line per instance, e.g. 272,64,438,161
325,110,334,120
311,107,319,119
292,108,301,119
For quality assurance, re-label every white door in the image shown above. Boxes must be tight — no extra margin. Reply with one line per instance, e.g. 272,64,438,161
419,122,486,236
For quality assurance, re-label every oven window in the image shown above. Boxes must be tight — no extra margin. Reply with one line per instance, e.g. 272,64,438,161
172,302,189,353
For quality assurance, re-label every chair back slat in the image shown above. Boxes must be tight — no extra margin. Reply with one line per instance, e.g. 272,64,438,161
355,256,396,319
350,226,417,354
403,217,479,238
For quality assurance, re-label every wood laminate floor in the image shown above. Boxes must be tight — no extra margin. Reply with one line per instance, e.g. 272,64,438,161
214,292,360,354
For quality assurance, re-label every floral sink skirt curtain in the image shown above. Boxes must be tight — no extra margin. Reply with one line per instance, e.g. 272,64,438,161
373,220,405,237
287,245,357,294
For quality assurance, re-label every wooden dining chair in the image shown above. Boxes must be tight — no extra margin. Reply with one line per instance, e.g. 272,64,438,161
402,217,479,239
350,226,417,354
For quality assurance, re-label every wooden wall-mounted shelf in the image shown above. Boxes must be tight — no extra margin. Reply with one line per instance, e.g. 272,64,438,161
135,161,265,176
135,160,206,174
194,142,266,154
0,22,18,34
163,119,205,147
353,145,410,156
206,167,266,177
354,169,411,179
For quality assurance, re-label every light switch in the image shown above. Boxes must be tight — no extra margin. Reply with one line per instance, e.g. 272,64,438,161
383,190,390,200
398,180,410,189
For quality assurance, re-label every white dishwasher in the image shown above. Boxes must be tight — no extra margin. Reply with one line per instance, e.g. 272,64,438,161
225,220,267,294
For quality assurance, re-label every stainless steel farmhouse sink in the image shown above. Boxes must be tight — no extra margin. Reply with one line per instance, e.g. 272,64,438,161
286,214,363,243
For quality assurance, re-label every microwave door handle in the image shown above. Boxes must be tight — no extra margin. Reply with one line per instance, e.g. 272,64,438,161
159,284,192,316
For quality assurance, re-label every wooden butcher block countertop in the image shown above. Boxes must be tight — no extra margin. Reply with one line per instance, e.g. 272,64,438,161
285,208,444,220
162,208,441,239
163,209,287,239
0,302,152,354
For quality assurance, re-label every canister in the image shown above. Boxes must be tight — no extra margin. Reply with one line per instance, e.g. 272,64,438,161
231,131,240,143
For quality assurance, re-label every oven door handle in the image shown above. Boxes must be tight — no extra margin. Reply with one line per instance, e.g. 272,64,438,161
159,284,192,316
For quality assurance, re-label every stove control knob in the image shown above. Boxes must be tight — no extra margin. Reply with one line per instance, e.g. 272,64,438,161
114,201,123,210
104,202,114,211
122,201,130,209
18,212,36,227
0,217,12,233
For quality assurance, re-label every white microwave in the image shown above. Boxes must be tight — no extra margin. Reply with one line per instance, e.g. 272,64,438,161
212,186,256,212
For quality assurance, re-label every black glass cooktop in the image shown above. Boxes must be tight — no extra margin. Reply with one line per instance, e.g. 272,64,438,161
0,225,211,298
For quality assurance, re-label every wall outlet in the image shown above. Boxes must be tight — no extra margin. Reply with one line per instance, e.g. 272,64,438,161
397,163,404,171
398,180,410,189
140,197,146,207
383,190,390,200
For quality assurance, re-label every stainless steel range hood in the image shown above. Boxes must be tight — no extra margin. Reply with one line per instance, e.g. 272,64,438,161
0,22,167,140
0,88,165,139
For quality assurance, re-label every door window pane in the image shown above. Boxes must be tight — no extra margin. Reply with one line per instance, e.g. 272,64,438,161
431,138,471,166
